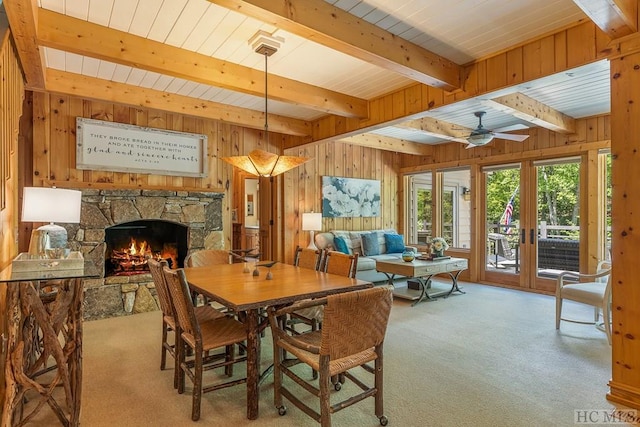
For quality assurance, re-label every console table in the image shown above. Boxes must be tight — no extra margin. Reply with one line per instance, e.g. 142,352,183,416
0,263,99,426
376,257,468,306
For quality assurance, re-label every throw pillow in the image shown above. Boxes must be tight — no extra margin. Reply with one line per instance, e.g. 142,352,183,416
333,236,350,254
384,233,405,253
361,232,381,256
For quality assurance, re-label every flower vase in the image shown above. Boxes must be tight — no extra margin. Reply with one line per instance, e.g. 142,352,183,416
433,250,444,258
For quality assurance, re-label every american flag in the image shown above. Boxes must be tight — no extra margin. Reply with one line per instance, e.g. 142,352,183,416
500,193,516,233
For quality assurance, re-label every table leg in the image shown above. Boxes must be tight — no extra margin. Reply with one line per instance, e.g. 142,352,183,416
412,275,437,306
381,271,396,287
443,271,466,298
244,309,260,420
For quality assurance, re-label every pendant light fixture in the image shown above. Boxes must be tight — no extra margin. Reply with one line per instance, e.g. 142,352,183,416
223,31,310,177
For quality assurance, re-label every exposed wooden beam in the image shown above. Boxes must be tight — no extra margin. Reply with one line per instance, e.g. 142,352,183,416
572,0,637,38
339,133,432,155
3,0,44,89
37,9,367,119
482,92,576,134
396,117,471,144
208,0,462,91
44,69,311,137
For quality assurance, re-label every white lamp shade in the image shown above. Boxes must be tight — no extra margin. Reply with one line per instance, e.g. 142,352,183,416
302,212,322,231
22,187,82,223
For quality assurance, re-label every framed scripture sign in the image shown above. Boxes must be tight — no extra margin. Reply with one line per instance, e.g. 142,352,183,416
76,118,208,177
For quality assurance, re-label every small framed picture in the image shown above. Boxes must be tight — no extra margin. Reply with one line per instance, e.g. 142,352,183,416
232,209,238,223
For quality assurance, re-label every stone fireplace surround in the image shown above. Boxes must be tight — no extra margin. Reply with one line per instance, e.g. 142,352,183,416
65,189,224,320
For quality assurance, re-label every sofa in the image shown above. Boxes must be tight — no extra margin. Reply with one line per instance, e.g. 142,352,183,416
314,229,416,283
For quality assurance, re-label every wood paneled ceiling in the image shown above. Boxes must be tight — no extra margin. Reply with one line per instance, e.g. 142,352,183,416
3,0,625,152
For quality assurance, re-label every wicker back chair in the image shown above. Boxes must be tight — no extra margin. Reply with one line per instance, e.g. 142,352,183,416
184,249,232,267
148,259,225,389
162,266,248,421
267,286,393,427
294,245,323,270
323,250,359,279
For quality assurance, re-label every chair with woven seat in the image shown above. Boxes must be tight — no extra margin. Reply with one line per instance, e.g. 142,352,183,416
184,249,232,267
323,250,358,278
147,259,226,389
556,260,612,343
289,246,325,331
163,265,248,421
267,286,393,427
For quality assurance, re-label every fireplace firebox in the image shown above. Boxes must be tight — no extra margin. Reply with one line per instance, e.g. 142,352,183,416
105,220,189,276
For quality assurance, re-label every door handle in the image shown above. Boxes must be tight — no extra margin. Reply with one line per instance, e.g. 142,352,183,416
530,229,535,244
521,229,526,244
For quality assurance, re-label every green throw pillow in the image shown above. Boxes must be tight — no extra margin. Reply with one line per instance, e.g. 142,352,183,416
384,233,405,253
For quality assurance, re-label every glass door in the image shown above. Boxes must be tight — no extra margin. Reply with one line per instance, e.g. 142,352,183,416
483,164,523,287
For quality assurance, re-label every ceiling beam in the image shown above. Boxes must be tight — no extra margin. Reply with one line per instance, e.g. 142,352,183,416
45,69,311,137
37,9,367,119
395,117,471,144
208,0,462,92
482,93,576,134
3,0,45,89
339,133,432,155
572,0,637,38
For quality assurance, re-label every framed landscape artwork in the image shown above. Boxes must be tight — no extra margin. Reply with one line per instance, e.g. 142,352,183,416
322,176,381,218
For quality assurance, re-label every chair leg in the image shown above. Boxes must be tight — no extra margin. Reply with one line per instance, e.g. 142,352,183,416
319,365,332,427
594,306,600,323
192,348,203,421
161,322,168,370
176,334,186,394
374,345,385,419
603,304,612,345
555,297,562,329
273,339,283,409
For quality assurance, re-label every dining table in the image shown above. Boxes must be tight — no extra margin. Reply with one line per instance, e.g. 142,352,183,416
182,261,373,420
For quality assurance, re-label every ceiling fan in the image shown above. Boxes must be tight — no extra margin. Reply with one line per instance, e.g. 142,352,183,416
465,111,530,147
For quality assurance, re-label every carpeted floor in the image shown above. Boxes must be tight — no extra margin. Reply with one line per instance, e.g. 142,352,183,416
28,281,626,426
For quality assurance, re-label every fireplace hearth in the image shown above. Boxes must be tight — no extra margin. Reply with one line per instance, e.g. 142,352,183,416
61,189,224,320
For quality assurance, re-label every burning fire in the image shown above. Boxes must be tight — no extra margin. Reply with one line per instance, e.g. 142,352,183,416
110,238,178,275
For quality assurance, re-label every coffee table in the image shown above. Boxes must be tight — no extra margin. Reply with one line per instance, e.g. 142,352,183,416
376,257,468,306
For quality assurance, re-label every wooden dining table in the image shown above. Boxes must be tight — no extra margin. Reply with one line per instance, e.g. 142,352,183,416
182,261,372,420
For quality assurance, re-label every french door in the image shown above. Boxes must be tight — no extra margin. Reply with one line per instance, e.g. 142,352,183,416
482,158,582,292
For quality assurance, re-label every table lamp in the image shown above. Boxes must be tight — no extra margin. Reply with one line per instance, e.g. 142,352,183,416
22,187,82,251
302,212,322,250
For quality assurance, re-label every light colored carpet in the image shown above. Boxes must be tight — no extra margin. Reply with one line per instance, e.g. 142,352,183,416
30,281,623,426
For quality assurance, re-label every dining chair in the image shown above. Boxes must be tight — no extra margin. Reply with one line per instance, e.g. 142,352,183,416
556,260,612,344
162,265,248,421
323,250,359,278
290,246,325,331
184,249,232,267
267,286,393,427
147,259,226,389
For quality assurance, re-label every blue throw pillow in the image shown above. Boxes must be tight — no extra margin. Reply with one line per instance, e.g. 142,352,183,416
384,233,405,253
333,236,350,254
361,232,381,256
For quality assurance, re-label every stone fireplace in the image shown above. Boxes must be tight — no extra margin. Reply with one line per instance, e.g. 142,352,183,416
66,189,224,320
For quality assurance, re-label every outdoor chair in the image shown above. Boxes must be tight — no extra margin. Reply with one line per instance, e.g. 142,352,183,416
163,266,248,421
556,260,612,344
147,259,226,389
267,286,393,427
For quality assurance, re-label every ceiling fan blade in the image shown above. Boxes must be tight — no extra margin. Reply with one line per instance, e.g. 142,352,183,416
492,132,529,142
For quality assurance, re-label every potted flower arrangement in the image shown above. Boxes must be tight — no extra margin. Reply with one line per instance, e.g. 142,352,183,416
431,237,449,258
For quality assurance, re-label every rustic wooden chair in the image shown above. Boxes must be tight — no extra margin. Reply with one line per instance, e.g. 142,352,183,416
556,260,612,344
323,250,358,279
184,249,232,267
267,286,393,427
147,259,226,389
162,265,248,421
289,246,325,332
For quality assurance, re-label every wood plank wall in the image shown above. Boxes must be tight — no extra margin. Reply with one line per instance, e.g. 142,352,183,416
282,142,400,264
0,22,25,410
29,92,305,255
